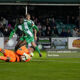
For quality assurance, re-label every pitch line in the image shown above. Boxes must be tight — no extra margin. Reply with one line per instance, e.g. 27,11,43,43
32,60,80,63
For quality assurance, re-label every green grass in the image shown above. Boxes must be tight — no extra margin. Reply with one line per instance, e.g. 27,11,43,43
0,51,80,80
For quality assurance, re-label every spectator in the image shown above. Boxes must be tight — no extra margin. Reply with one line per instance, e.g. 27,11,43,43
53,26,59,36
46,26,52,36
32,16,35,20
0,24,4,33
3,27,12,37
50,17,56,29
1,17,8,27
37,23,42,30
34,17,39,25
37,30,42,37
0,31,4,37
71,16,75,24
72,27,78,37
66,16,71,24
41,25,46,36
75,16,80,28
45,18,49,27
67,29,72,37
78,27,80,37
8,24,12,29
60,29,67,37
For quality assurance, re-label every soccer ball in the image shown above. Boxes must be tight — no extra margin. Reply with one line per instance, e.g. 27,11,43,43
7,39,14,46
30,52,34,57
38,44,42,49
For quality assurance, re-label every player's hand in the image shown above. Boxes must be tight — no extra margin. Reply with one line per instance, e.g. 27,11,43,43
39,53,42,57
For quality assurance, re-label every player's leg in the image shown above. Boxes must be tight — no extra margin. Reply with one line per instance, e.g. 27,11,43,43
19,40,27,47
4,50,16,62
28,36,42,57
31,42,42,57
0,56,16,62
0,48,11,61
0,49,16,62
15,36,25,51
24,36,42,57
0,56,8,61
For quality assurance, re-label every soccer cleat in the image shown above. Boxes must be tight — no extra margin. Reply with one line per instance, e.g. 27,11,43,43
39,53,42,57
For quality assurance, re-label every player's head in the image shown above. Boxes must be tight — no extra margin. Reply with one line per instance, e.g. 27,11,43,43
18,16,24,24
26,13,31,20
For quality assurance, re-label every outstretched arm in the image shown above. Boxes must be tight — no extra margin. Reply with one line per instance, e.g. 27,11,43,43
33,25,39,32
9,24,18,39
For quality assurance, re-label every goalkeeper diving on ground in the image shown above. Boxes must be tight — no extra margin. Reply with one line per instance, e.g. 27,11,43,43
0,45,34,62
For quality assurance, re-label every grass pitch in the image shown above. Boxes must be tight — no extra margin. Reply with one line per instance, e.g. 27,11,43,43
0,51,80,80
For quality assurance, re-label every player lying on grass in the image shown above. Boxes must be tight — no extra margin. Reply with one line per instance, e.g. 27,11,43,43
9,15,42,57
0,45,34,62
16,45,34,62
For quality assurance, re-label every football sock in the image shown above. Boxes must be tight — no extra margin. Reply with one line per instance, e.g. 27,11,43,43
35,46,41,54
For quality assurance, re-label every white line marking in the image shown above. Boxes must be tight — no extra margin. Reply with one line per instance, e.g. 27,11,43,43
32,60,80,63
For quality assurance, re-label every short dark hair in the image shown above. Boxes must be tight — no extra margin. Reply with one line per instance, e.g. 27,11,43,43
17,16,24,25
19,16,24,19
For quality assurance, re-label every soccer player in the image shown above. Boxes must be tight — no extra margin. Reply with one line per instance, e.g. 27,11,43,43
25,13,42,57
0,46,34,62
9,15,42,57
25,13,37,41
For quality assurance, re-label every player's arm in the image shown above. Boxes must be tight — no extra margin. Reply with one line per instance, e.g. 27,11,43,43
31,21,39,40
34,29,37,40
33,25,39,41
4,25,18,45
32,25,39,32
31,20,39,32
9,24,18,40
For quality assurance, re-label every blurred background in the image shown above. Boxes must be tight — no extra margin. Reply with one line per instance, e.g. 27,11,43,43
0,0,80,52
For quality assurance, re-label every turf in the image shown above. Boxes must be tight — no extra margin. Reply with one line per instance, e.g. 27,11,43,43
0,51,80,80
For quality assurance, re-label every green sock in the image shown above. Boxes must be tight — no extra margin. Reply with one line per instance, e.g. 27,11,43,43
35,46,41,54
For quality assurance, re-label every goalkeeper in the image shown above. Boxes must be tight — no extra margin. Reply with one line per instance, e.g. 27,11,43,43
9,16,42,57
0,46,34,62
